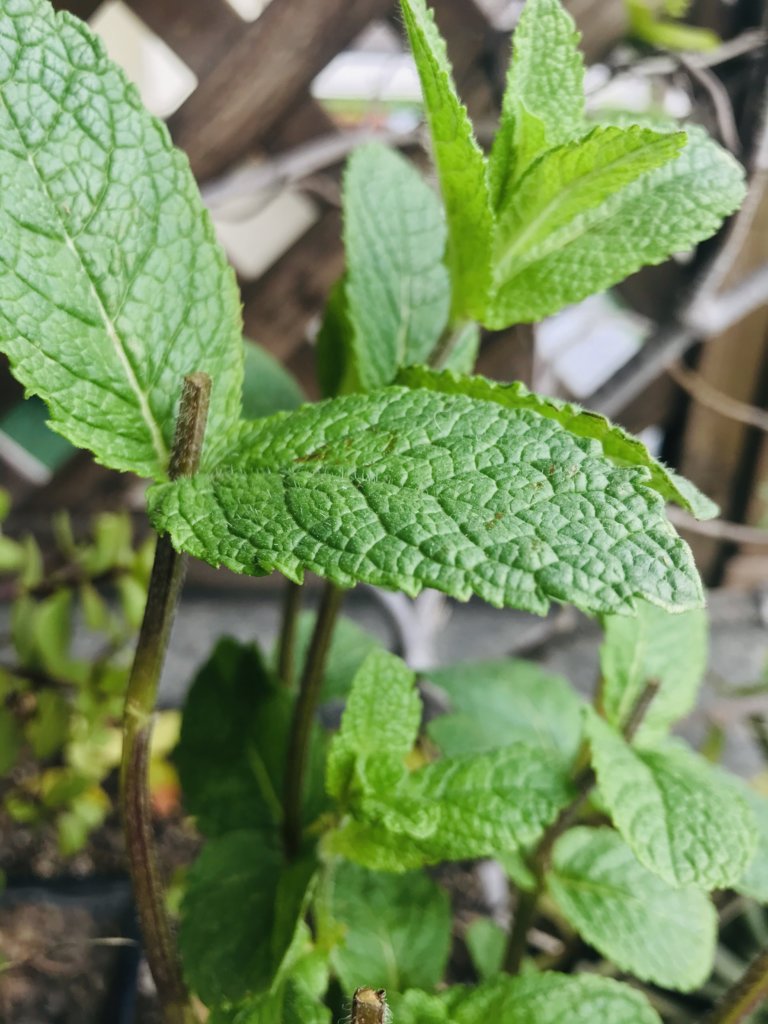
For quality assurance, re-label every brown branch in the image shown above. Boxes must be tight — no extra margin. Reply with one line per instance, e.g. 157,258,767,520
667,362,768,432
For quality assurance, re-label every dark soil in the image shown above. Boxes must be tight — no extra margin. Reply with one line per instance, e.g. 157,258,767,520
0,813,200,1024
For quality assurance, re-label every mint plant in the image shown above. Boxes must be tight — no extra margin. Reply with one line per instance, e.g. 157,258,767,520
0,0,763,1022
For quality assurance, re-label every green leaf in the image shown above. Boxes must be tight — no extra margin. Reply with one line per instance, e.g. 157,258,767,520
445,972,662,1024
389,991,450,1024
327,744,574,870
179,830,315,1006
210,980,331,1024
586,713,757,889
26,689,70,758
466,918,506,981
326,649,420,803
427,657,583,763
486,124,745,326
400,0,493,320
279,612,384,704
489,0,585,207
329,862,451,992
0,535,25,573
492,126,685,286
316,277,355,398
397,367,717,519
733,784,768,902
149,387,704,616
628,0,719,51
600,600,708,743
242,340,304,419
438,321,481,375
0,0,242,479
548,827,716,990
343,144,450,389
176,639,296,837
0,707,23,775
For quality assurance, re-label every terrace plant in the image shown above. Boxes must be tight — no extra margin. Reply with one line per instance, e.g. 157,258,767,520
0,0,764,1022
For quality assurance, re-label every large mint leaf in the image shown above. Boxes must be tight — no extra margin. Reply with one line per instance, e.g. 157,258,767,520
586,713,757,889
326,649,420,802
548,827,716,991
343,144,449,389
493,126,685,284
329,862,451,992
444,972,662,1024
148,387,704,616
400,0,493,320
600,600,708,744
179,830,315,1006
489,0,585,207
486,124,745,326
427,657,583,763
327,743,574,870
176,638,325,837
0,0,242,479
397,367,717,519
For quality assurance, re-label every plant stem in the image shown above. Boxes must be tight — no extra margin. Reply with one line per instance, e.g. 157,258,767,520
503,679,660,975
120,373,211,1024
277,579,302,686
704,947,768,1024
283,581,344,858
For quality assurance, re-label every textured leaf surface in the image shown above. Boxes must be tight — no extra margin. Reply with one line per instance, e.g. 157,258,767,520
329,863,451,992
586,714,757,889
242,340,304,419
427,657,583,763
397,367,717,519
548,827,716,990
445,972,662,1024
343,144,450,389
327,744,574,870
276,612,383,702
326,649,420,802
493,126,685,283
487,125,745,326
600,600,708,743
489,0,585,206
734,784,768,902
0,0,242,479
179,830,314,1005
149,387,704,616
400,0,493,319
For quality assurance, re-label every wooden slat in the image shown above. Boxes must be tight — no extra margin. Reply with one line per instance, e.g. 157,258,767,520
240,209,344,364
168,0,393,182
51,0,103,18
126,0,337,151
677,177,768,579
126,0,242,78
